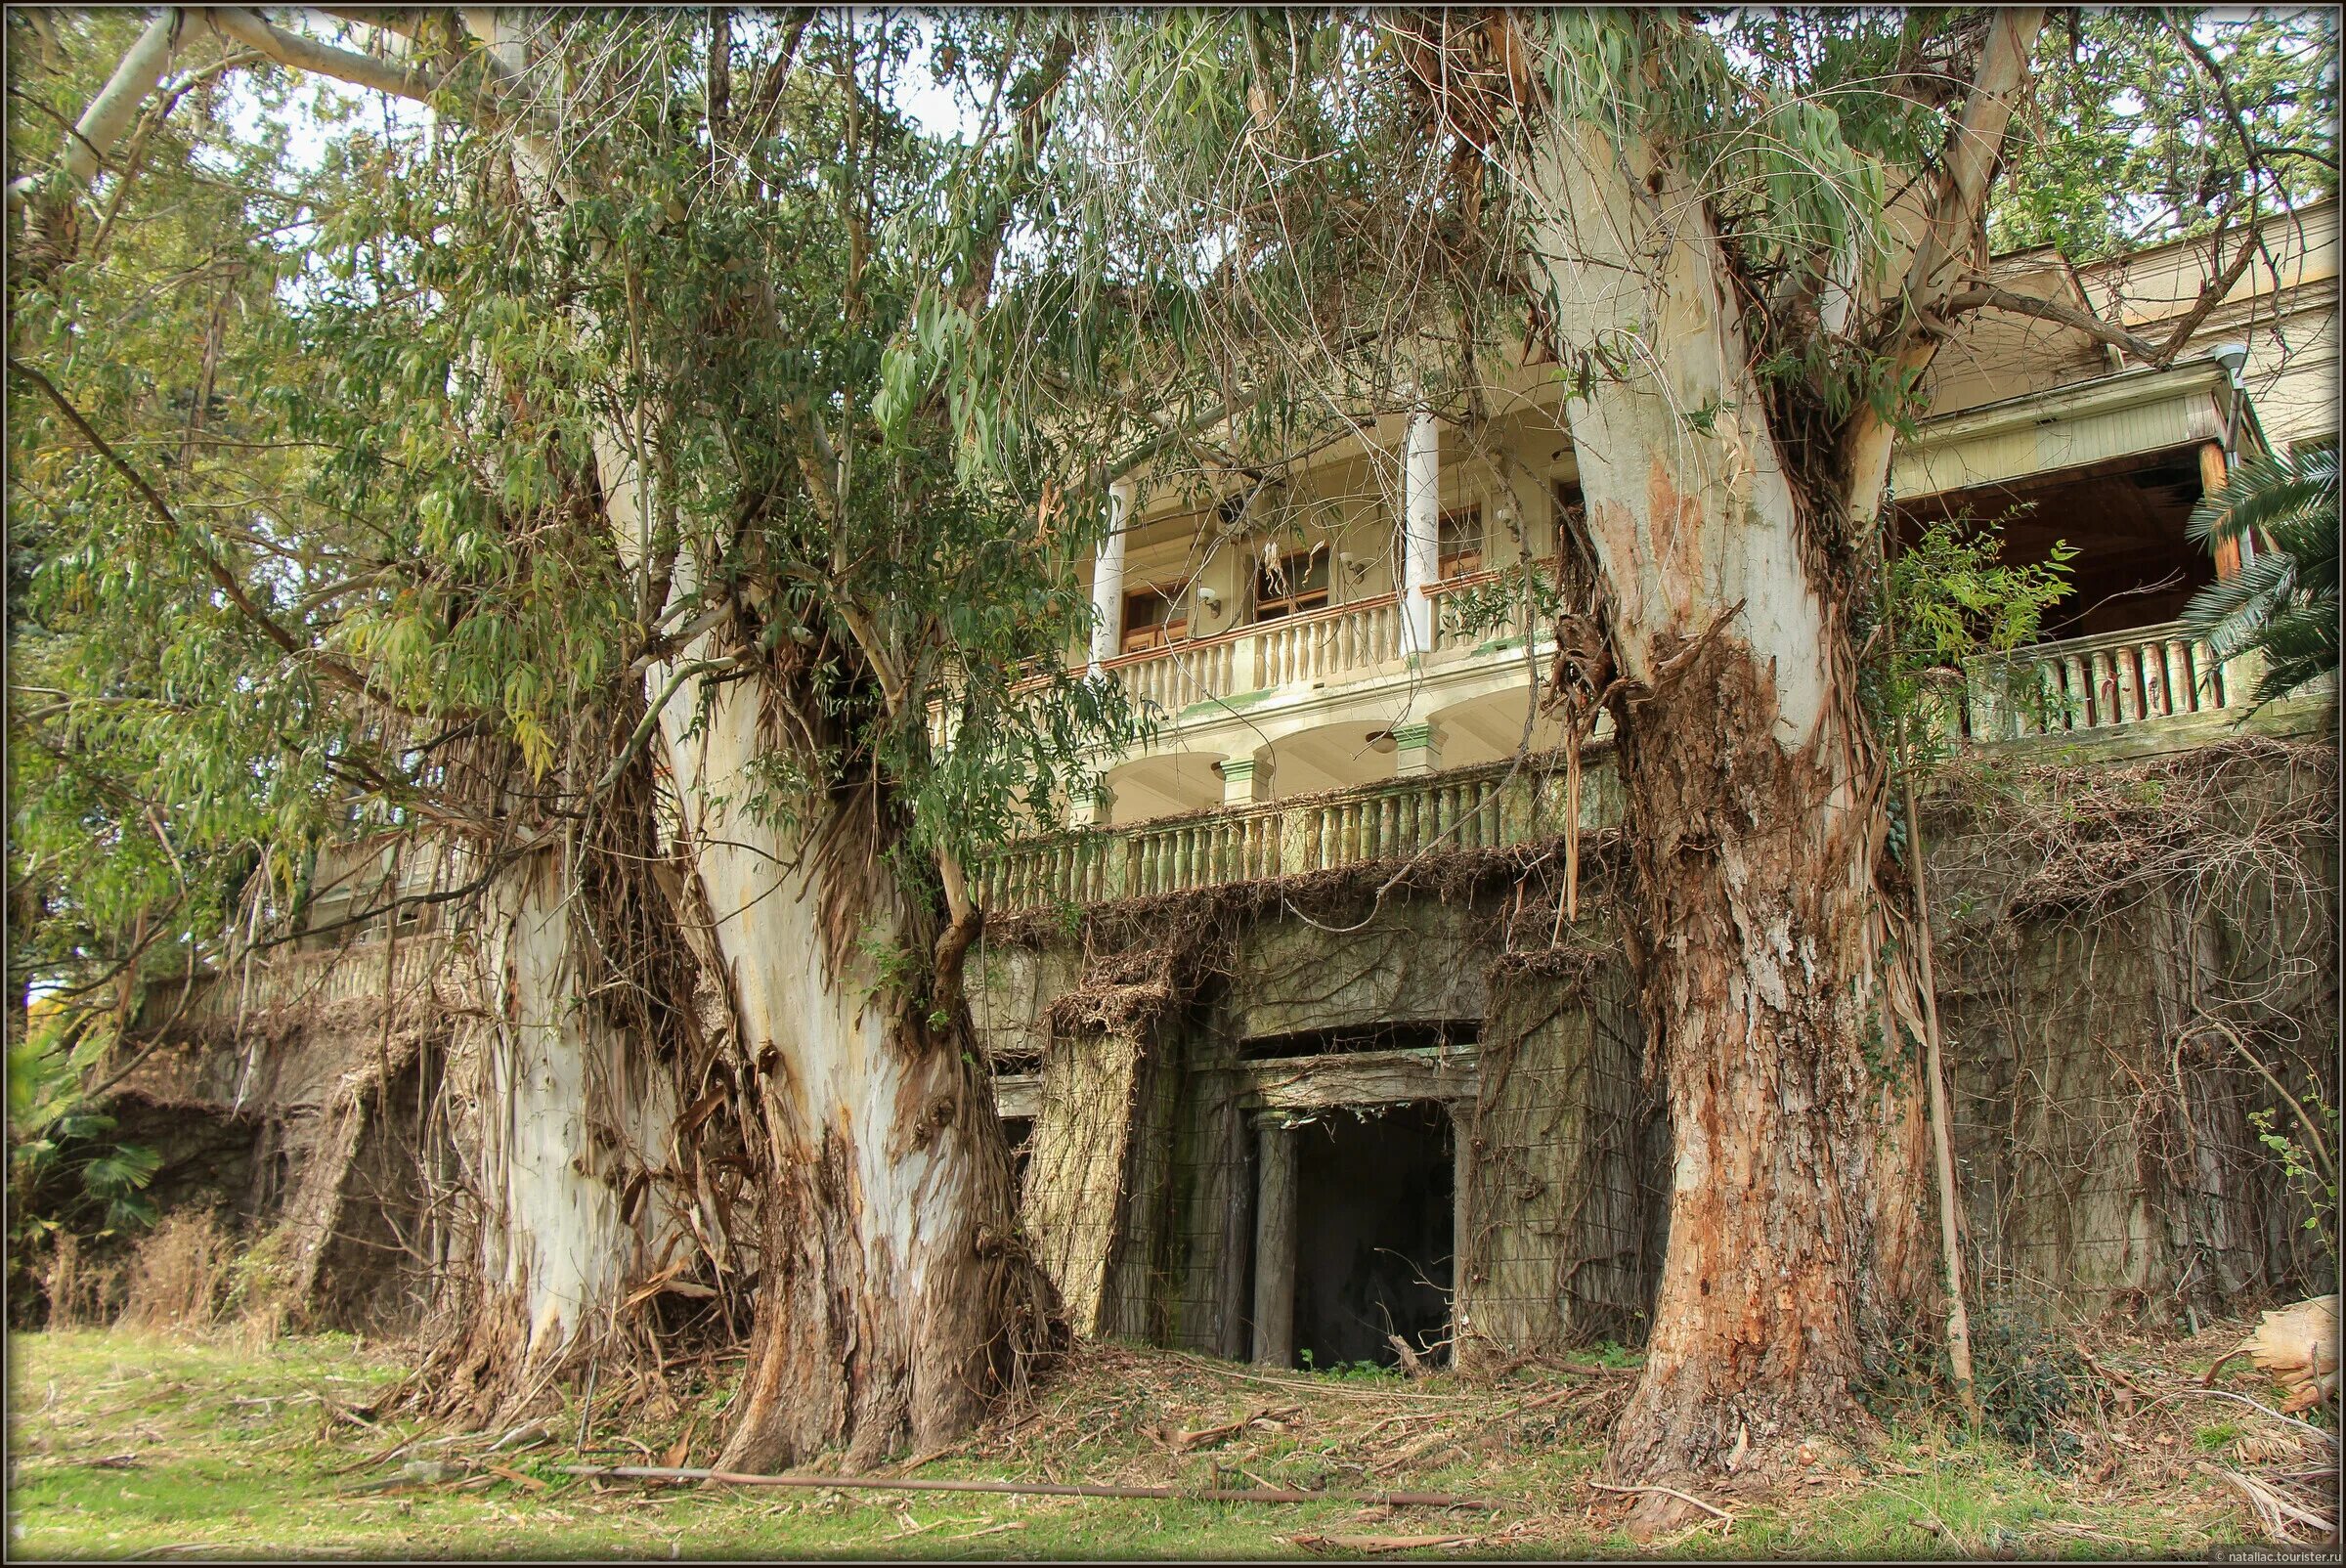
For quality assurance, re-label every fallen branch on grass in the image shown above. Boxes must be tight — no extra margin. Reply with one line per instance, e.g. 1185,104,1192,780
1175,1405,1304,1451
1292,1531,1485,1554
2143,1387,2339,1447
2072,1341,2153,1398
555,1463,1492,1510
2199,1461,2339,1544
1586,1479,1734,1522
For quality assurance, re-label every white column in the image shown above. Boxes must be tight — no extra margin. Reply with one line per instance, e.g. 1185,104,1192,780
1392,720,1443,779
1401,411,1440,657
1089,480,1132,671
1068,780,1114,827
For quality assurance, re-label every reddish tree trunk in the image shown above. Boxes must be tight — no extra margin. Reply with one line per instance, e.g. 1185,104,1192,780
1603,634,1932,1489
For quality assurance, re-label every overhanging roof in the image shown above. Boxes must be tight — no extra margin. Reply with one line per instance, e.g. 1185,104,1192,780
1890,359,2249,501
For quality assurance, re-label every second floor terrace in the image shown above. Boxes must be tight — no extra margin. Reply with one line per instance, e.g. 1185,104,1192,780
1060,343,2316,831
1043,197,2335,832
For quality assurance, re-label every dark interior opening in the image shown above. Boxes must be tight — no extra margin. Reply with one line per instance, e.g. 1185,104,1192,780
1242,1020,1477,1061
1291,1103,1455,1371
1895,444,2213,640
1000,1115,1034,1197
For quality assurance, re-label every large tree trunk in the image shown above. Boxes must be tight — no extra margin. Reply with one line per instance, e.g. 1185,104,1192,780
1601,635,1931,1481
460,9,1054,1467
455,843,681,1368
419,725,706,1420
652,672,1050,1471
1515,95,1935,1495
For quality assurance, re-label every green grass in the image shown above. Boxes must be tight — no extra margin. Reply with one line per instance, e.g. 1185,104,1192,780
5,1329,2271,1560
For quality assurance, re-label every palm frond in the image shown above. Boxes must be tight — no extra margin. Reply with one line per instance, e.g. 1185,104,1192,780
2181,549,2296,650
2186,444,2338,548
2181,440,2339,710
2250,605,2341,705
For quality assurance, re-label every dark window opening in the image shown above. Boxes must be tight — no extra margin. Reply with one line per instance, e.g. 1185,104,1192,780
1552,480,1586,537
1438,504,1484,580
1241,1020,1478,1061
1895,444,2216,640
1253,544,1330,622
1120,585,1189,655
1289,1104,1455,1371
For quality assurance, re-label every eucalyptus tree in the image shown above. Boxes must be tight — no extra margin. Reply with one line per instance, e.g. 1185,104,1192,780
11,7,1143,1468
7,6,673,1364
1043,6,2330,1509
7,7,369,1114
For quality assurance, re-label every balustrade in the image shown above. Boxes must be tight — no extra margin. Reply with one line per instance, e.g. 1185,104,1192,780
1961,619,2251,741
170,935,449,1024
1251,595,1403,688
979,758,1574,914
985,618,2271,915
1103,593,1414,716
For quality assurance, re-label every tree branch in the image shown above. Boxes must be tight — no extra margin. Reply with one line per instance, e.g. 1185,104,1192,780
1841,7,2047,519
2150,211,2273,364
2162,11,2287,206
1936,283,2165,363
6,8,177,215
205,7,440,103
205,7,530,129
8,356,413,714
591,656,741,799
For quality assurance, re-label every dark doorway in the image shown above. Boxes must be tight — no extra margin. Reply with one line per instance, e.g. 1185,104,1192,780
1290,1103,1454,1370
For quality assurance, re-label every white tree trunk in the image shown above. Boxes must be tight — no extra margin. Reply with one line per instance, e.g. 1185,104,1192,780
462,845,680,1362
1523,116,1835,743
645,637,1037,1469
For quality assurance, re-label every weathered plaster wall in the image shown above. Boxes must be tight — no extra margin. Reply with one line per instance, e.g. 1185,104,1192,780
980,738,2336,1355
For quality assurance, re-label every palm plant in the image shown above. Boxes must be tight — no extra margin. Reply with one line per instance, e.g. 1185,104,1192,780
2181,441,2339,706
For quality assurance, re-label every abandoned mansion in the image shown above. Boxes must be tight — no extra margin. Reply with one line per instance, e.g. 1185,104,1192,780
110,198,2339,1372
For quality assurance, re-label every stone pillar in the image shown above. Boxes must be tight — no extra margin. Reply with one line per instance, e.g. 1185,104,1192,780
1392,719,1442,778
1251,1119,1297,1368
1089,479,1133,670
1401,410,1440,657
1068,780,1114,827
1219,752,1274,806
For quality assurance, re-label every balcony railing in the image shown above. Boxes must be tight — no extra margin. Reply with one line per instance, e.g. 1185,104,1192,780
979,755,1618,913
1101,593,1407,715
1952,620,2255,742
158,936,449,1024
987,618,2277,915
1429,565,1546,653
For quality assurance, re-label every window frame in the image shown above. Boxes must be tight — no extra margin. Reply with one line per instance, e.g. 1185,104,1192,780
1252,543,1331,622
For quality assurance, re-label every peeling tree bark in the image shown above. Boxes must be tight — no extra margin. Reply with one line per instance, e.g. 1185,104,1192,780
1520,115,1925,1484
457,843,680,1369
645,662,1048,1471
1499,11,2045,1495
462,15,1052,1469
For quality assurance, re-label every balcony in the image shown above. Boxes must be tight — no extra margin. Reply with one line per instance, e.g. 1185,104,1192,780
147,936,449,1028
980,753,1610,914
988,617,2301,914
1101,572,1548,717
